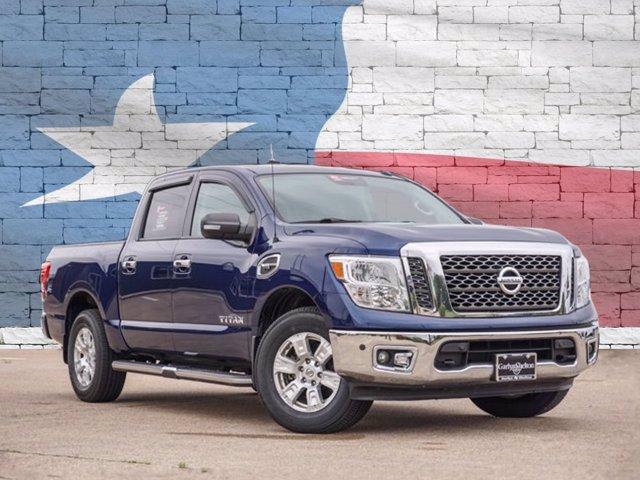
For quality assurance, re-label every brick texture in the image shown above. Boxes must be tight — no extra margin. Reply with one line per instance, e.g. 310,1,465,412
0,1,639,327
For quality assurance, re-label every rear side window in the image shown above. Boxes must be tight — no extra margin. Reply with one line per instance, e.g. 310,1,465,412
142,184,190,240
190,183,251,237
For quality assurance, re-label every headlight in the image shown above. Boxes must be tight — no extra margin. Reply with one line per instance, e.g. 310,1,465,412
329,256,410,312
574,255,591,309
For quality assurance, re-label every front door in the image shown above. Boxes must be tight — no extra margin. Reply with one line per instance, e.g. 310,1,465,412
172,175,257,360
118,180,192,352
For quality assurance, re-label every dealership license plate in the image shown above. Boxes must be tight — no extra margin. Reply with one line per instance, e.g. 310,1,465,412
495,353,537,382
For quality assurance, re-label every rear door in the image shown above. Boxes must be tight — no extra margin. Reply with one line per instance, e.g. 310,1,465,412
171,172,258,360
118,176,193,352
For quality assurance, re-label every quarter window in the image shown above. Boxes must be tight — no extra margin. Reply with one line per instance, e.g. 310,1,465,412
191,183,251,237
142,184,190,240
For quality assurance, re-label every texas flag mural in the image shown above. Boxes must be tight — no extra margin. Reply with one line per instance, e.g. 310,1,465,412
0,0,639,327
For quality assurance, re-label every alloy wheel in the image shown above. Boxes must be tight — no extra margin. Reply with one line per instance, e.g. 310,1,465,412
272,332,342,413
73,327,96,388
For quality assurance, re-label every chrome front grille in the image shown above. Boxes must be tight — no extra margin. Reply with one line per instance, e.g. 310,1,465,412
440,255,562,313
406,257,434,311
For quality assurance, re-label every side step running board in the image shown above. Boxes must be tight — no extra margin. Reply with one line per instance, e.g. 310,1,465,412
112,360,253,387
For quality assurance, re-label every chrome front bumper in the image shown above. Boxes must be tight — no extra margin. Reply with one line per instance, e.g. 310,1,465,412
329,323,599,387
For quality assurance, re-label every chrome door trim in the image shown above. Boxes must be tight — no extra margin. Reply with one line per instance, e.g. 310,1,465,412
120,320,228,333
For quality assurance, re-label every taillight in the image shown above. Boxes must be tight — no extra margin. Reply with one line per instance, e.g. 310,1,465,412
40,262,51,298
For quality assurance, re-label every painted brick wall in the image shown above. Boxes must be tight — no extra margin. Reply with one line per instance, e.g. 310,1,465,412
0,0,639,327
0,0,358,326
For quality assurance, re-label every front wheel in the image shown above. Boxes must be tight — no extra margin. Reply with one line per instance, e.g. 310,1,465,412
255,307,372,433
471,389,569,418
68,309,126,402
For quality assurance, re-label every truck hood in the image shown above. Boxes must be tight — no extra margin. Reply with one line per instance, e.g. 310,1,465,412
283,223,569,256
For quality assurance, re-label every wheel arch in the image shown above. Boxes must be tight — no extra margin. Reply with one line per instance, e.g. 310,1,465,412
251,285,327,364
63,289,102,363
255,286,321,338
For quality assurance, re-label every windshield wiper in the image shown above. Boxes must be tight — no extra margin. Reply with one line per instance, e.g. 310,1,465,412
293,218,363,224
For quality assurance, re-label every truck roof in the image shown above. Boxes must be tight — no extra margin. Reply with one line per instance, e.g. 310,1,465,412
154,163,389,184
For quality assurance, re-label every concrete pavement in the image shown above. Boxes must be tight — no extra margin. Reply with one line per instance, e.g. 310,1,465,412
1,349,638,479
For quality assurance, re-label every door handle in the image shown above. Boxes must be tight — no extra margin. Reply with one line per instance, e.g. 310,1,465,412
173,258,191,269
121,256,137,274
173,255,192,273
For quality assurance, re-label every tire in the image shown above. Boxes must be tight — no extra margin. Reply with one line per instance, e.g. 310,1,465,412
255,306,372,434
67,308,126,403
470,389,569,418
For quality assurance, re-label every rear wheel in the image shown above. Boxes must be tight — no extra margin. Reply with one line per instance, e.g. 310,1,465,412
68,309,126,402
255,307,372,433
470,389,569,418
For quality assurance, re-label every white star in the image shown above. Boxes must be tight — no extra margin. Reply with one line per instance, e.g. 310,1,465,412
24,74,253,206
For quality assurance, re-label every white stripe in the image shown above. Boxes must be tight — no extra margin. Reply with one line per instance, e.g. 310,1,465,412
0,327,57,346
599,328,640,348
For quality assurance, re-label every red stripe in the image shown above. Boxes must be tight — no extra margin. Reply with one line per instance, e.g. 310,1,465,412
317,150,640,327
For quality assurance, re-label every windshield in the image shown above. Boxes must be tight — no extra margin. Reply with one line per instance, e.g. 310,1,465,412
257,173,464,225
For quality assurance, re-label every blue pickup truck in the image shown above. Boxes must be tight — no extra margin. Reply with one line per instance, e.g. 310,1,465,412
40,164,599,433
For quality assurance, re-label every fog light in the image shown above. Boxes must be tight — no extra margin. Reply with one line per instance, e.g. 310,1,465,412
374,347,417,372
554,338,574,349
376,350,390,365
393,351,413,368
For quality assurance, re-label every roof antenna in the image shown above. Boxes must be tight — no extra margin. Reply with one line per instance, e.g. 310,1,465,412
269,144,279,243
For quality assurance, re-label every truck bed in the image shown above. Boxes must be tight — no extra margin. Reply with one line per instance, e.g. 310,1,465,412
48,241,125,272
44,241,125,343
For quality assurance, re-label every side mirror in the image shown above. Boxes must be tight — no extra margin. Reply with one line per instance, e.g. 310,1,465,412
201,213,253,242
467,216,484,225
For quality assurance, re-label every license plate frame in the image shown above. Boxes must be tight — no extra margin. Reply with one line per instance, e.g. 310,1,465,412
494,352,537,382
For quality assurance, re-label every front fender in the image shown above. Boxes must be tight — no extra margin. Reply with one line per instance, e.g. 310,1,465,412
251,270,330,331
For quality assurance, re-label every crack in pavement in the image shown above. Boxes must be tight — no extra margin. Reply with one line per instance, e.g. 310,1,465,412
166,431,366,441
1,449,151,466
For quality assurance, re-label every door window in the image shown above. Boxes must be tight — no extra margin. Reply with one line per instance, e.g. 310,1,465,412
190,183,251,237
142,184,190,240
